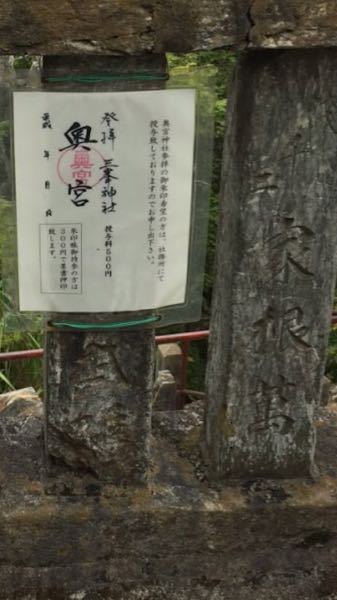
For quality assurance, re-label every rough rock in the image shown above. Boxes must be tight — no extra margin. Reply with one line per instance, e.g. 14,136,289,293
46,329,155,484
1,390,337,598
249,1,337,49
321,376,332,406
0,388,44,490
153,400,204,457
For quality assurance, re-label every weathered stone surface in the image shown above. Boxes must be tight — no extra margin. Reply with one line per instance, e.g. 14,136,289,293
321,376,332,406
1,390,337,598
0,388,44,489
1,1,337,53
157,342,182,385
206,49,337,479
153,399,206,480
0,0,246,55
249,1,337,49
46,330,155,483
153,399,204,460
152,0,246,53
154,369,177,410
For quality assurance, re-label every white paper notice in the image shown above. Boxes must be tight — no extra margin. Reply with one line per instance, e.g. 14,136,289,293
13,89,196,312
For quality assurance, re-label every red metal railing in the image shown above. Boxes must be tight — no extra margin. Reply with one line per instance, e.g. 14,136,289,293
1,315,337,399
0,330,210,401
0,349,44,362
155,330,209,399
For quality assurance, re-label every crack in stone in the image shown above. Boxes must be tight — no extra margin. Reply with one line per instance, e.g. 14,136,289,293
246,1,256,45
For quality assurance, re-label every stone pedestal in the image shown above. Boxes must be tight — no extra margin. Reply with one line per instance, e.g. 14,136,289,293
157,342,182,385
154,369,177,410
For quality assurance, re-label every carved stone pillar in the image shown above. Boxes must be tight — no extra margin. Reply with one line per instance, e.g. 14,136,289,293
205,50,337,479
43,55,166,485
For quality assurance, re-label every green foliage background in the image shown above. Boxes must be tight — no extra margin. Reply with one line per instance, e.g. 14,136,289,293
1,51,337,393
168,51,236,390
0,59,43,393
0,50,237,393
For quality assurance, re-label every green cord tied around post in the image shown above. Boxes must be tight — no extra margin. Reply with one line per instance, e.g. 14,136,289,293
44,73,169,84
49,315,160,331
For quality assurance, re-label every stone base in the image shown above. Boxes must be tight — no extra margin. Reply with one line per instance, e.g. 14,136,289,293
1,390,337,599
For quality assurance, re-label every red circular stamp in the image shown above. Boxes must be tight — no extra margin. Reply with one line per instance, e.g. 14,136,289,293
57,147,106,188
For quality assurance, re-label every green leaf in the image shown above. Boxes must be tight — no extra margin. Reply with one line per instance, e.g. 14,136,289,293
0,370,15,391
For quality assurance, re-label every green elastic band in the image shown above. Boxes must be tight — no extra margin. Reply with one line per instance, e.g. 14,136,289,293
45,73,168,84
50,315,160,330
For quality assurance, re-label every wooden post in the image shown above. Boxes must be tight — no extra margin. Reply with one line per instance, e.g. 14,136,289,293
205,49,337,479
43,55,166,485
